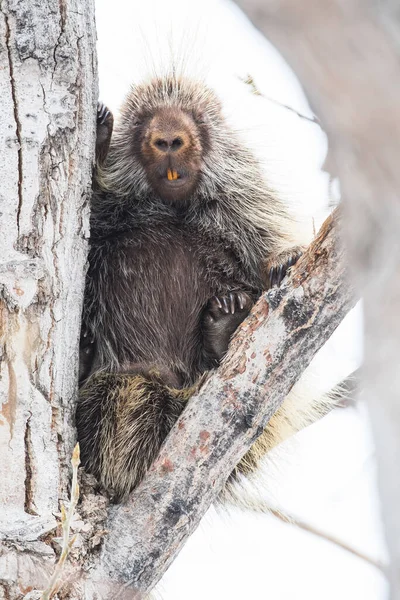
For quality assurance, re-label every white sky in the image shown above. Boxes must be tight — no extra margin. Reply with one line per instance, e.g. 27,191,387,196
95,0,388,598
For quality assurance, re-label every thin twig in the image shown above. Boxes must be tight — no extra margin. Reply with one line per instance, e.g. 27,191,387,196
269,508,386,572
41,444,81,600
242,74,322,126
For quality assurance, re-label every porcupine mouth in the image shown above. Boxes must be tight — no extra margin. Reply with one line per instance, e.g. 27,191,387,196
161,168,188,189
153,166,197,202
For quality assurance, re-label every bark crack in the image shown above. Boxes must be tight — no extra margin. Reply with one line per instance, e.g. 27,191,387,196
38,82,57,400
3,11,23,236
24,414,37,515
1,584,11,600
51,0,67,82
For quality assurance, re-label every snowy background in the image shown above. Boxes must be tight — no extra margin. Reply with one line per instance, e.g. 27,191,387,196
95,0,388,597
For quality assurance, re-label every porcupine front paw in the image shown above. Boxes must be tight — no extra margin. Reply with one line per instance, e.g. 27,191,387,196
267,250,303,288
202,292,254,362
96,101,114,164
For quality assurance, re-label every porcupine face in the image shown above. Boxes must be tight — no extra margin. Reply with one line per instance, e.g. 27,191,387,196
114,76,224,204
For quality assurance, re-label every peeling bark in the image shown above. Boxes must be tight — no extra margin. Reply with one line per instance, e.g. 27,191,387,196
83,208,356,599
0,0,96,598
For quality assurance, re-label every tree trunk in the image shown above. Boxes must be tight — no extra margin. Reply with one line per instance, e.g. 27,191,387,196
0,0,96,597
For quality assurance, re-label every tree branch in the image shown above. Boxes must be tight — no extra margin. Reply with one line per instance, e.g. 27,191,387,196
235,1,400,595
84,207,356,599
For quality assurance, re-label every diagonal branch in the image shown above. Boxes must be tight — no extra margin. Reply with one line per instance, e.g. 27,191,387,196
84,207,356,599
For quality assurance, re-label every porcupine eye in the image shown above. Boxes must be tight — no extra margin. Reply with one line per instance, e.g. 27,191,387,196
193,113,205,125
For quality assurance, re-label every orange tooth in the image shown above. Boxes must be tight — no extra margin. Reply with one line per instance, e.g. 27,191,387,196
167,169,179,181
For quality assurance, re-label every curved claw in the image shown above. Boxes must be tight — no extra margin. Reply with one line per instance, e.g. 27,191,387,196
237,292,245,310
97,101,110,125
277,265,284,284
214,296,222,310
221,296,230,314
229,292,236,314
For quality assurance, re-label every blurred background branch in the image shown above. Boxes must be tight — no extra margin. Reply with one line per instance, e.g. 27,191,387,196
235,0,400,596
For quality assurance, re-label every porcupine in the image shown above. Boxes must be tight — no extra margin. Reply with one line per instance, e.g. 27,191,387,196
76,75,332,501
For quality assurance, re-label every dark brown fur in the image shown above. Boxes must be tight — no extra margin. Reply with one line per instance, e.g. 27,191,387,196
77,81,302,501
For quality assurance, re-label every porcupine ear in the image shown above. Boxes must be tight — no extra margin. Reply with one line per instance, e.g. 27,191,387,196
96,101,114,165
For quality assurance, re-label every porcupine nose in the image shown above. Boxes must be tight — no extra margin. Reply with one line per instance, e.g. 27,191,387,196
148,108,193,156
152,135,184,153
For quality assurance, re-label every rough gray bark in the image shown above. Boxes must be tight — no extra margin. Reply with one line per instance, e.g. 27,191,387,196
0,0,96,597
83,209,356,599
3,0,386,597
235,0,400,596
